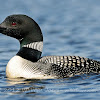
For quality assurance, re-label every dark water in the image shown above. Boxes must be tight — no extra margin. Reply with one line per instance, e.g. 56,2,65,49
0,0,100,99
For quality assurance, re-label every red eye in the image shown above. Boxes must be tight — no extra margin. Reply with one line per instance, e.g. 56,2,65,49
12,22,16,26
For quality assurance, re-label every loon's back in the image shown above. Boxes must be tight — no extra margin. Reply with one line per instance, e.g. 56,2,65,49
38,56,100,78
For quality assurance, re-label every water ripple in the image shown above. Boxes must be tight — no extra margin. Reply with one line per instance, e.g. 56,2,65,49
0,0,100,100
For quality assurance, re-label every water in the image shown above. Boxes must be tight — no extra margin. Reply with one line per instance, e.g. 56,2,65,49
0,0,100,99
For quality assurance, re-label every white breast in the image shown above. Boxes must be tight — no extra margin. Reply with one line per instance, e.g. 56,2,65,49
6,56,28,78
6,56,55,79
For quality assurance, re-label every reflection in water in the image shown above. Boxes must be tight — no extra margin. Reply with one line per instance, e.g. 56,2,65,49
4,74,100,94
2,80,43,96
5,78,44,94
6,78,40,85
1,74,100,99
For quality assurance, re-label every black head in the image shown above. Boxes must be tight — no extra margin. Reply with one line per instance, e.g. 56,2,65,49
0,14,43,42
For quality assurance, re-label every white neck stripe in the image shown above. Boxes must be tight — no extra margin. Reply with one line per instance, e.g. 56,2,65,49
22,42,43,52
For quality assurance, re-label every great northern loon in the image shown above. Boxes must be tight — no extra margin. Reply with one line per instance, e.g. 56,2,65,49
0,14,100,79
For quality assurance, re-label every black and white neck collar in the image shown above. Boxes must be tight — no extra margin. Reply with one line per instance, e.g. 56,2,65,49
22,41,43,52
17,41,43,62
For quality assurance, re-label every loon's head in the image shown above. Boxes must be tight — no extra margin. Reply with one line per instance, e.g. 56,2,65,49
0,14,43,47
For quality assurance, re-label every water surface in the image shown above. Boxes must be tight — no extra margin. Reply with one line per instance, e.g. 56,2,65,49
0,0,100,100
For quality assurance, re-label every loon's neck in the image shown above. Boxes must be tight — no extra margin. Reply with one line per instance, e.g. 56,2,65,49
17,41,43,62
16,26,43,62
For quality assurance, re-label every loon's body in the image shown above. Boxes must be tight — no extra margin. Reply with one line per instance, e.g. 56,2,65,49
0,14,100,79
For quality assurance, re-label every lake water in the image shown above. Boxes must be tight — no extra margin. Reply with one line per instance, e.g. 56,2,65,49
0,0,100,100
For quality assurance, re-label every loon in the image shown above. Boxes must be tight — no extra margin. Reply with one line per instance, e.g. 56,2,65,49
0,14,100,79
